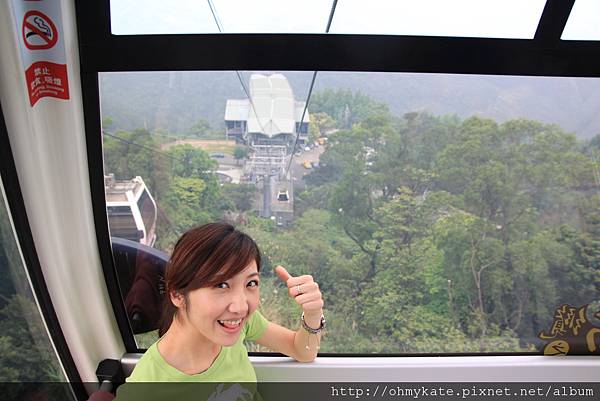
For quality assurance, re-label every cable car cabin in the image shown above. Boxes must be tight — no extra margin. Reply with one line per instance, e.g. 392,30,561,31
277,190,289,202
105,175,157,247
1,0,600,400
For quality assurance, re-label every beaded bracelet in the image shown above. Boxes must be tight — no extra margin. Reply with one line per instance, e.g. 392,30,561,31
301,312,326,334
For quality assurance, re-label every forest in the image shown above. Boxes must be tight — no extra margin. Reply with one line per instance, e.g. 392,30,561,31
101,89,600,353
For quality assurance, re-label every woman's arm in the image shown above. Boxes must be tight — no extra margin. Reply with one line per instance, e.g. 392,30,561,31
255,266,324,362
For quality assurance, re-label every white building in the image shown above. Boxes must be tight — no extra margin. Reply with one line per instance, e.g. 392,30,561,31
225,74,310,149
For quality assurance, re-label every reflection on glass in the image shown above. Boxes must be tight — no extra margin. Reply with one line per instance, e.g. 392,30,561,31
330,0,546,38
100,71,600,353
562,0,600,41
0,179,73,399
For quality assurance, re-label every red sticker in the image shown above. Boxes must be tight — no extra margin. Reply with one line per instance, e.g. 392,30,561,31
22,10,58,50
25,61,70,106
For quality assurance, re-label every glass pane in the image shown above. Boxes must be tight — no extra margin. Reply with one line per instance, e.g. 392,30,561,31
100,70,600,353
109,0,332,35
562,0,600,41
110,0,218,35
0,178,73,399
330,0,547,39
110,0,547,38
211,0,331,33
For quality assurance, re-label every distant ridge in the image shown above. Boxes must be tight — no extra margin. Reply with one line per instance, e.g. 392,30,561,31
100,71,600,139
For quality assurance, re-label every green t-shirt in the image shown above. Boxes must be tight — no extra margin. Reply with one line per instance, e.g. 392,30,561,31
126,310,269,382
115,311,269,401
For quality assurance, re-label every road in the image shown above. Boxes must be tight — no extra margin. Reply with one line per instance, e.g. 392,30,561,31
289,145,324,191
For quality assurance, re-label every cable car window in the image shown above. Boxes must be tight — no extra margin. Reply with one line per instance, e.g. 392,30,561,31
330,0,547,38
137,190,157,247
107,205,141,241
109,0,331,35
562,0,600,40
109,0,218,35
100,70,600,353
108,0,547,38
0,179,73,397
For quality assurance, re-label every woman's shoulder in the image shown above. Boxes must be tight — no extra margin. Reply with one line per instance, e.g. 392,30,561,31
244,310,269,341
125,341,169,382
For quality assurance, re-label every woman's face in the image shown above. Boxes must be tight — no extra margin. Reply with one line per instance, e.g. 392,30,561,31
177,260,260,347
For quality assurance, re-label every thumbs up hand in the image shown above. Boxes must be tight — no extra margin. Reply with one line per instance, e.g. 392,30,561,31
275,265,324,315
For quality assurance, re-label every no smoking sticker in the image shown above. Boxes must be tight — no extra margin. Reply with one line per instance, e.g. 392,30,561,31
22,10,58,50
13,0,70,106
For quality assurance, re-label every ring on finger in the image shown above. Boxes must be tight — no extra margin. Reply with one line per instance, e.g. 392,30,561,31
297,284,303,295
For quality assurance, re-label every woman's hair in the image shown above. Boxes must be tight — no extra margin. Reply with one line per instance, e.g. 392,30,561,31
157,222,261,337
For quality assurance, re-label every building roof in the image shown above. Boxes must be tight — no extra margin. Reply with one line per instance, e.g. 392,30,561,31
224,74,310,138
105,175,144,203
247,74,295,137
295,101,310,123
225,99,250,121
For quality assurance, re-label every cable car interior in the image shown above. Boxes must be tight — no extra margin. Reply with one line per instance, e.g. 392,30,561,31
1,0,600,400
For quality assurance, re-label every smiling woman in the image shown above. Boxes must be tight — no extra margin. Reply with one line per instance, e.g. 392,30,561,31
119,222,324,391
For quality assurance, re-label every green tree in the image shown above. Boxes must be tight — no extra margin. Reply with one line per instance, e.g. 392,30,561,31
161,177,215,235
588,133,600,151
166,144,216,179
187,118,211,138
0,295,63,381
308,112,336,142
103,128,170,199
309,89,389,129
220,183,256,211
233,146,249,166
102,116,115,131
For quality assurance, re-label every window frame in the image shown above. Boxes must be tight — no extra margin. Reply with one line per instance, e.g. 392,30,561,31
75,0,600,355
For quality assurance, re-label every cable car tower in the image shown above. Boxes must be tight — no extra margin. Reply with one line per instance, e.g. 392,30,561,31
225,74,308,225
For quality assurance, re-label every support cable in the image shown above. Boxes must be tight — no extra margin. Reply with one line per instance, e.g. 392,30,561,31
283,0,339,177
207,0,268,141
102,131,187,165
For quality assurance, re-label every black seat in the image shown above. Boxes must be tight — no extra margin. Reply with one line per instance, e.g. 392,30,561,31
111,237,168,334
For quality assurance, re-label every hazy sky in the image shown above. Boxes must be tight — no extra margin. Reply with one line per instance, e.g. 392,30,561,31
109,0,599,40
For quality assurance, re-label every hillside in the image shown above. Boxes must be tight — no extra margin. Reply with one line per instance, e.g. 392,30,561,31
99,71,600,139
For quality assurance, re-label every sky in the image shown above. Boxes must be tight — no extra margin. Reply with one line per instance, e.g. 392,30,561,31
108,0,599,40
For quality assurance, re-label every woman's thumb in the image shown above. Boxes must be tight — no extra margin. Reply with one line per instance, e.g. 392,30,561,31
275,265,292,283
